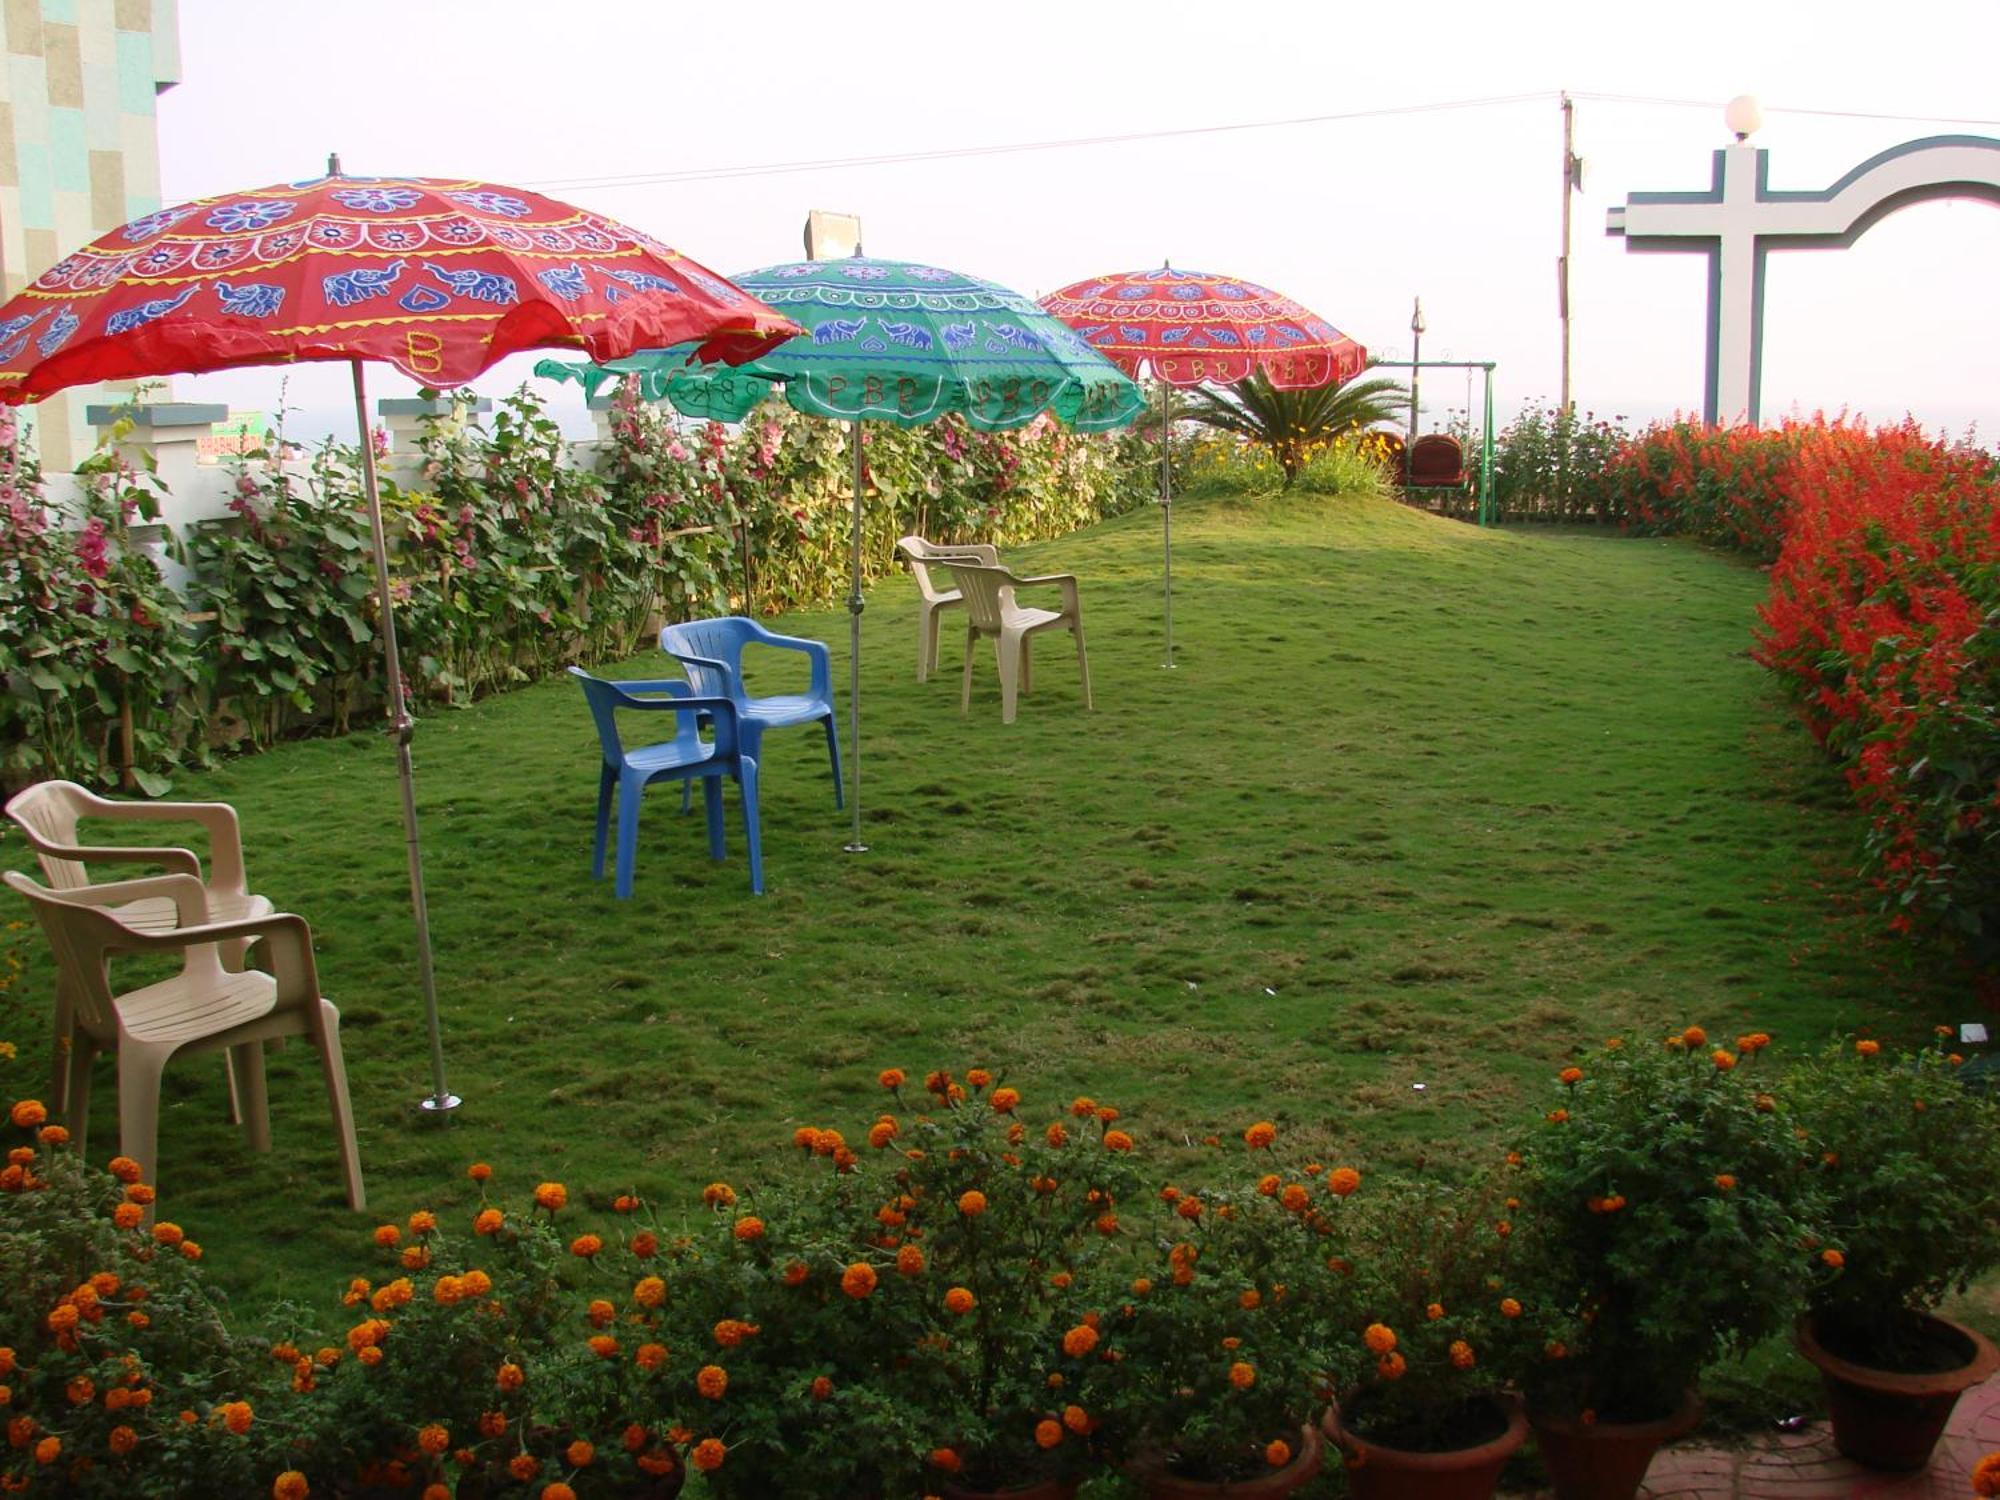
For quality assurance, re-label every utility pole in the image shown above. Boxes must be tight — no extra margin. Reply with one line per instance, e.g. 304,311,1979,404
1407,297,1424,453
1558,93,1582,412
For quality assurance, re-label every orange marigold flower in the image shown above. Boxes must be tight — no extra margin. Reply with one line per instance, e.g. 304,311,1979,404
35,1125,66,1147
1559,1067,1583,1085
630,1231,658,1258
1364,1323,1399,1357
418,1424,449,1455
879,1068,905,1090
691,1438,726,1472
1713,1050,1737,1071
1254,1173,1281,1197
570,1234,603,1258
1327,1167,1362,1197
944,1287,976,1316
1261,1438,1292,1468
1377,1351,1408,1380
588,1335,619,1359
357,1346,383,1367
1822,1249,1846,1269
634,1275,666,1309
107,1156,141,1183
474,1208,504,1236
566,1439,594,1467
842,1263,878,1299
1043,1121,1069,1148
497,1362,525,1391
398,1243,427,1270
1243,1121,1277,1149
1062,1325,1099,1358
957,1190,988,1217
702,1182,737,1208
113,1203,143,1230
1103,1130,1134,1152
1546,1109,1569,1124
733,1216,765,1242
8,1101,45,1130
966,1068,992,1089
151,1221,184,1247
407,1210,437,1236
990,1086,1021,1113
810,1376,833,1401
478,1411,507,1438
1715,1174,1737,1191
1069,1096,1096,1118
544,1485,577,1500
697,1365,728,1399
272,1471,309,1500
1035,1419,1063,1450
588,1298,616,1327
1856,1039,1881,1057
1500,1298,1523,1318
467,1162,491,1182
1280,1184,1309,1213
1449,1340,1476,1370
372,1224,400,1248
533,1182,567,1211
793,1126,818,1150
636,1342,668,1371
1682,1026,1707,1046
462,1269,492,1297
867,1121,897,1149
784,1258,814,1285
219,1401,253,1435
1228,1361,1256,1389
1971,1452,2000,1496
928,1448,962,1472
713,1319,759,1347
509,1455,540,1482
612,1194,639,1213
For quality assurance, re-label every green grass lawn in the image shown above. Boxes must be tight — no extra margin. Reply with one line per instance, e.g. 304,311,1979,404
1,483,1960,1340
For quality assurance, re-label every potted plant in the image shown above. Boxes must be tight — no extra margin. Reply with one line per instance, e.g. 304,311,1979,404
1320,1178,1541,1500
1787,1034,2000,1469
1083,1122,1348,1498
874,1072,1144,1500
1511,1029,1818,1500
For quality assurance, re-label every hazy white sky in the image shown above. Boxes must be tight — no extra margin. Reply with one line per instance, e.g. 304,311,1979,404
154,0,2000,443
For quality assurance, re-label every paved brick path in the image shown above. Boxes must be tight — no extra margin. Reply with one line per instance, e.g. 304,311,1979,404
1512,1375,2000,1498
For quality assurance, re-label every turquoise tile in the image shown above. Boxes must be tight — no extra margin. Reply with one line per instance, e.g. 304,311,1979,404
40,0,78,22
114,31,154,116
16,143,53,232
46,106,86,193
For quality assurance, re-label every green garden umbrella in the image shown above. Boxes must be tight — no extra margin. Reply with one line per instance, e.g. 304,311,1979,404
543,256,1143,852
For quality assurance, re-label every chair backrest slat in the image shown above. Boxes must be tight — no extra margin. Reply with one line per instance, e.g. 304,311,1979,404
4,781,92,890
5,870,136,1035
659,618,757,703
941,563,1016,632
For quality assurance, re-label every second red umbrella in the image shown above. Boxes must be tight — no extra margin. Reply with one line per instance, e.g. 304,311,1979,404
1042,266,1366,667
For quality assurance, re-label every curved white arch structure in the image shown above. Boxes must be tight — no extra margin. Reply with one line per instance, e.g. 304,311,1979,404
1607,135,2000,424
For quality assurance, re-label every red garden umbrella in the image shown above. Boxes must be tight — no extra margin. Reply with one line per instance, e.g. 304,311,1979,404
1041,266,1366,666
0,163,801,1114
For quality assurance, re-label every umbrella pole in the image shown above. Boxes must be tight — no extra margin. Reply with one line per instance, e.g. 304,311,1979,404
351,360,458,1114
1159,379,1176,669
843,420,868,853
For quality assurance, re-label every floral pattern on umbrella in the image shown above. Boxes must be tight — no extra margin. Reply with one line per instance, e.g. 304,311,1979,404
1038,265,1367,388
0,174,800,403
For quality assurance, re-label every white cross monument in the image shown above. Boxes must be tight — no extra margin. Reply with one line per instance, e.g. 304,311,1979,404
1607,101,2000,425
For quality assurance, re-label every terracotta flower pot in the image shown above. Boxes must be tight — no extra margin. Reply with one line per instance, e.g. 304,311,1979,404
1796,1311,2000,1470
940,1479,1079,1500
1125,1421,1323,1498
1323,1395,1528,1500
1528,1390,1702,1500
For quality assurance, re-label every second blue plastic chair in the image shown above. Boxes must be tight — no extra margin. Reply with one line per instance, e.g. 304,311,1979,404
569,668,763,898
657,617,843,808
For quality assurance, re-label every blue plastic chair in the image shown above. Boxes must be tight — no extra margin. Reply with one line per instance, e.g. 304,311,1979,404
657,617,843,808
568,668,763,898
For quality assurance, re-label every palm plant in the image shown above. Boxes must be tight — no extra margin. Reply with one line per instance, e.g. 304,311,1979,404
1179,369,1408,486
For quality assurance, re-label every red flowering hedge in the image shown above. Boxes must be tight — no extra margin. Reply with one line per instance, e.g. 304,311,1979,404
1606,415,2000,961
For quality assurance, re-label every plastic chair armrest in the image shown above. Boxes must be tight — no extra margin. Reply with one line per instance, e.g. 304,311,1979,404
132,912,320,1004
744,623,832,700
19,838,202,880
54,872,210,926
1012,573,1082,615
89,799,247,890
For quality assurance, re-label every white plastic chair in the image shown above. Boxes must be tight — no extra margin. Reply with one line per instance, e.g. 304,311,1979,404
943,560,1093,725
5,780,271,1114
896,536,1000,683
4,869,365,1211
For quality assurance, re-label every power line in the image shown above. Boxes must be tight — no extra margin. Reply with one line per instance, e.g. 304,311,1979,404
521,89,2000,196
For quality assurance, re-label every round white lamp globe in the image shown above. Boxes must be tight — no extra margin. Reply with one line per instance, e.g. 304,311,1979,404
1724,94,1764,140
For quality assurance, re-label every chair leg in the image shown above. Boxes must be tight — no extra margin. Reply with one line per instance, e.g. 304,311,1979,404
224,1045,244,1125
703,776,726,860
313,1002,366,1212
680,781,693,816
64,1035,95,1160
822,714,844,810
998,633,1022,724
1073,621,1093,710
231,1041,271,1153
739,758,764,895
50,976,72,1116
917,604,934,683
1022,634,1034,694
962,627,978,713
592,764,614,879
615,774,642,899
116,1044,172,1210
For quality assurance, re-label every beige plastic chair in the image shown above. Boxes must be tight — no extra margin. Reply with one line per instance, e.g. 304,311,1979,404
943,560,1093,725
5,780,271,1113
3,869,365,1211
895,536,1000,683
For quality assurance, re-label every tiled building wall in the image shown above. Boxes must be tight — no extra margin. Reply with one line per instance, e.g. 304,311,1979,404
0,0,178,468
